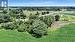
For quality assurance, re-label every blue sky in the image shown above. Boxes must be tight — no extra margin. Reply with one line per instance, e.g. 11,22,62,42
8,0,75,6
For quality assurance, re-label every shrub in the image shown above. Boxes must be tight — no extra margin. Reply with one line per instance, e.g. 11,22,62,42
9,9,25,19
35,12,40,15
55,15,60,21
19,14,26,19
0,14,12,23
42,12,49,15
17,20,32,32
3,10,7,14
46,11,49,14
63,18,69,21
29,19,48,38
39,15,54,26
17,20,33,32
42,12,45,15
11,9,20,14
14,20,24,25
29,14,39,19
23,19,33,32
17,23,26,32
1,23,17,30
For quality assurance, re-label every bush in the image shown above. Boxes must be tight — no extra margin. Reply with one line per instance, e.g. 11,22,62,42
17,21,32,32
17,23,26,32
29,14,39,19
42,12,49,15
9,9,26,19
11,9,20,14
63,18,69,21
16,19,33,32
42,12,45,15
1,23,17,30
46,11,49,14
29,19,48,38
35,12,40,15
0,14,12,23
39,15,54,26
14,20,24,25
3,10,7,14
55,15,60,21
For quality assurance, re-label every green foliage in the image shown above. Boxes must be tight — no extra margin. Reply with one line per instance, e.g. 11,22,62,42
17,21,32,32
19,14,26,19
0,24,75,42
9,9,26,19
17,23,26,32
0,14,12,23
0,9,55,38
35,12,40,15
42,11,49,15
1,23,17,30
29,13,39,19
60,15,75,21
40,15,54,26
12,20,25,31
29,19,48,38
55,15,60,21
3,10,7,14
16,19,48,37
9,9,18,17
15,19,32,32
11,9,20,14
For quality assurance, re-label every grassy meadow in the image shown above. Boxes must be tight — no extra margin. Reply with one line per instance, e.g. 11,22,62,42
0,23,75,42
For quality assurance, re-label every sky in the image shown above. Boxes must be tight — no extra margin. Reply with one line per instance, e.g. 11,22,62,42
8,0,75,6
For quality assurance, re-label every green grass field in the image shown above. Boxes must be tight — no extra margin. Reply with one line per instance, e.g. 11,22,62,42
0,23,75,42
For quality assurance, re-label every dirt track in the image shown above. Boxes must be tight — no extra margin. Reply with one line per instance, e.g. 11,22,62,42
51,21,75,28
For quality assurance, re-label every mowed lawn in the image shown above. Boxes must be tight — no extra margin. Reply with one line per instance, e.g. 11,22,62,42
0,23,75,42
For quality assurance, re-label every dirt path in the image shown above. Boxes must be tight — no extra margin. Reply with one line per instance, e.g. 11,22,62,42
51,21,75,28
